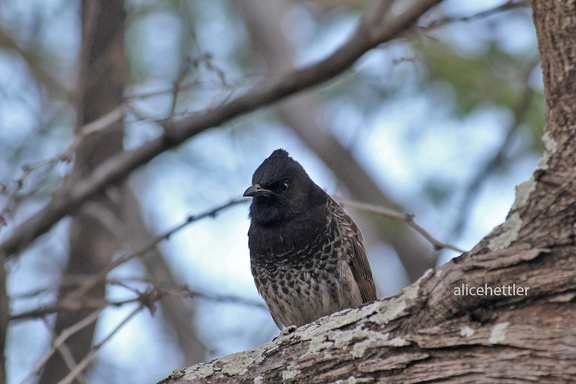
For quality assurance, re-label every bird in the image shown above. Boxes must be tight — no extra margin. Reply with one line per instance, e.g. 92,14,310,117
243,149,377,329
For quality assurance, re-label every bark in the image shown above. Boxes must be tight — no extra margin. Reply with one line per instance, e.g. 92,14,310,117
39,1,126,382
159,1,576,382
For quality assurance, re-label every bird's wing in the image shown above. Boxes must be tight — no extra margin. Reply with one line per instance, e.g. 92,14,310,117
331,199,378,303
350,227,378,302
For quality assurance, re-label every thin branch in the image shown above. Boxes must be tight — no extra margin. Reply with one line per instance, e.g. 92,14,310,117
169,286,266,310
7,197,246,319
64,198,246,303
166,58,194,130
334,197,467,253
0,28,71,99
0,158,65,228
11,296,139,321
20,309,102,384
0,106,124,228
19,287,215,383
126,81,203,100
9,198,249,321
38,317,87,384
10,279,265,321
164,54,232,130
423,0,529,30
57,305,143,384
0,0,443,258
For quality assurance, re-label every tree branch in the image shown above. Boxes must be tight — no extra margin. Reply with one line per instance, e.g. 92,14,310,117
21,310,102,384
57,305,143,384
334,197,467,253
159,243,576,383
0,0,442,258
10,281,265,321
63,198,245,305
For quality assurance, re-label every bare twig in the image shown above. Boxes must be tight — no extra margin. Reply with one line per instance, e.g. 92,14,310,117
334,197,467,253
20,309,102,384
11,280,265,321
126,81,202,100
38,317,87,384
65,198,246,303
18,284,238,382
0,158,65,228
57,305,143,384
164,53,232,130
423,0,529,30
0,29,70,99
7,197,245,323
11,295,140,321
9,198,248,321
166,59,194,129
0,106,124,228
196,53,231,110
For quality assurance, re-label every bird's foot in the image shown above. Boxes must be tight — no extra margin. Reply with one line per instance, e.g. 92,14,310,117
273,325,297,341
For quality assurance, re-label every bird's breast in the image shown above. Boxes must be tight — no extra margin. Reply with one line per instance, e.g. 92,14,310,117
249,215,325,255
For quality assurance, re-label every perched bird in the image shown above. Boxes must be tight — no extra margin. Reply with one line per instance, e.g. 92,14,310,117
244,149,377,329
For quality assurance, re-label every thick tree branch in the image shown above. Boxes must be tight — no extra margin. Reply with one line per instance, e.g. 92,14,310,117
0,0,441,258
159,245,576,383
159,1,576,382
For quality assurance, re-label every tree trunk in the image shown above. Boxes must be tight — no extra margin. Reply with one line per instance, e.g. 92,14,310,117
39,1,126,382
159,0,576,382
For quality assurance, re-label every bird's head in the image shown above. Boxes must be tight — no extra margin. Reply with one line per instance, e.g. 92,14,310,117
244,149,325,225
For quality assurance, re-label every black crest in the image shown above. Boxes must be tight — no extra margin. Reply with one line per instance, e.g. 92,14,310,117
244,149,326,225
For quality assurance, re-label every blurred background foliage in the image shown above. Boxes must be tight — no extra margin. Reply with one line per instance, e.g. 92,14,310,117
0,0,542,382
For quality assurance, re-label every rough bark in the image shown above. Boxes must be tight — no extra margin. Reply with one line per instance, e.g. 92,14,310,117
159,0,576,382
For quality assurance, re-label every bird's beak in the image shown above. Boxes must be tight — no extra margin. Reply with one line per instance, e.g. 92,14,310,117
243,184,272,198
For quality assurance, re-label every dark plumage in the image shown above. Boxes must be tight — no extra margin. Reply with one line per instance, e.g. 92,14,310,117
244,149,377,328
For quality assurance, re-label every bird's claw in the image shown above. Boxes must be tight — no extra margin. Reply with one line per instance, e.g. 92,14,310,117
273,325,297,341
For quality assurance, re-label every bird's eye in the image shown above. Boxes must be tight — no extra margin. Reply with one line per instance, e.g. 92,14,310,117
280,180,289,192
